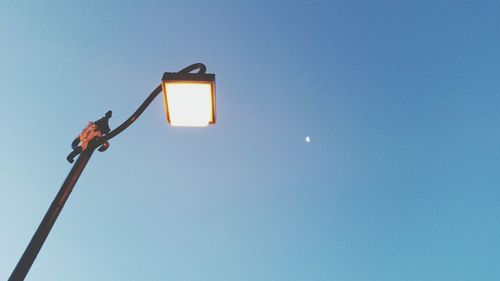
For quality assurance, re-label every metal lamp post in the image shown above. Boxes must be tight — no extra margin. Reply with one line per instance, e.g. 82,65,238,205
8,63,216,281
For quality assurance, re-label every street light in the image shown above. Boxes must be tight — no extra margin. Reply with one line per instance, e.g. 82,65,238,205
8,63,216,281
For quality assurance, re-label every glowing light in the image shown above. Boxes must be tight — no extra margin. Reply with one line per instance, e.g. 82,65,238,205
305,136,311,143
162,82,215,127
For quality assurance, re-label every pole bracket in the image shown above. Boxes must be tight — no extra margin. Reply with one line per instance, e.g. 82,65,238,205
66,111,112,163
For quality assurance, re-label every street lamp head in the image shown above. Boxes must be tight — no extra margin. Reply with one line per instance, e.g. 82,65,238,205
161,64,216,127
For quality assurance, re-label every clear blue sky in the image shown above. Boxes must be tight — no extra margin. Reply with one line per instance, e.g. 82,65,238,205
1,1,499,280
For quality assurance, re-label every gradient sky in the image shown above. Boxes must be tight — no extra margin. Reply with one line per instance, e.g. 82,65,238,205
1,1,499,280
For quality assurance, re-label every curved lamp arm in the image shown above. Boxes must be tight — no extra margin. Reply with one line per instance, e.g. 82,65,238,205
102,84,162,142
104,63,207,142
66,63,208,162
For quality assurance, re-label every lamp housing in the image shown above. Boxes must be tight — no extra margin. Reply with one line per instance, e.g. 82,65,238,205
161,72,216,127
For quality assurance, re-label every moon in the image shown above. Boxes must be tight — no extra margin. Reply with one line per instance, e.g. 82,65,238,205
305,136,311,143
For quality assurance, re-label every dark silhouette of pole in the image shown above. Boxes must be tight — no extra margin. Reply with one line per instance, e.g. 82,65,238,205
8,148,95,281
7,63,208,281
